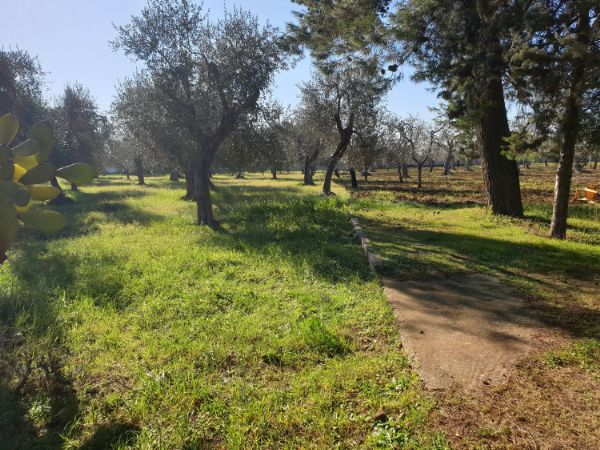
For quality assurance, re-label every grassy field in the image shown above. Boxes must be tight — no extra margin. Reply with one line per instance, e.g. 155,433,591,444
346,165,600,448
0,174,447,449
1,166,598,449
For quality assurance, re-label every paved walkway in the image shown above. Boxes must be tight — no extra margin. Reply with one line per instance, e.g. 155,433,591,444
383,274,541,390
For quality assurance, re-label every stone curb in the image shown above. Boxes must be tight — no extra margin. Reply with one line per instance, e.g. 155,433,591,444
350,217,382,273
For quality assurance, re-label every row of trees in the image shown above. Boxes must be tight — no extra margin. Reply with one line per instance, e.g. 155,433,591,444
289,0,599,238
5,0,596,240
110,0,598,239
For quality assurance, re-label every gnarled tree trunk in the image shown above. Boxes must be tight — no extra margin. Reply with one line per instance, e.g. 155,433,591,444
443,153,454,176
417,163,424,188
323,113,354,196
194,157,218,229
349,168,358,188
183,168,195,200
303,155,315,185
49,176,72,204
402,162,410,180
134,155,145,186
0,240,8,265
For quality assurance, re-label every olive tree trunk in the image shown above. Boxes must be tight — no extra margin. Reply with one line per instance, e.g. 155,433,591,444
417,163,424,188
322,113,354,196
49,176,71,204
349,168,358,188
183,168,195,200
194,157,218,229
0,241,8,265
303,155,315,185
443,153,454,175
402,162,410,179
134,155,145,186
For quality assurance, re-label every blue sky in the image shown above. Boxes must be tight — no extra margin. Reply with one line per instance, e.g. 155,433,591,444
1,0,439,118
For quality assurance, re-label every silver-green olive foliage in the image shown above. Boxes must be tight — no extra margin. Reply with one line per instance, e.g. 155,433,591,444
0,113,98,263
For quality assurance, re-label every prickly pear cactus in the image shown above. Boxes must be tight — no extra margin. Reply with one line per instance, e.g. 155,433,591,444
0,113,98,264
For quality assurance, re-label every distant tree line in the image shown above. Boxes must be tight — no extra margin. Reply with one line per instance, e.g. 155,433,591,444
3,0,597,239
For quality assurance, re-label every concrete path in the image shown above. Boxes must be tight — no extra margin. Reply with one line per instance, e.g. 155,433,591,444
384,274,540,390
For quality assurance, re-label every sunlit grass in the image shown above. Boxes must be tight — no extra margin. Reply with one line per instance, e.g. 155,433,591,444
0,173,445,449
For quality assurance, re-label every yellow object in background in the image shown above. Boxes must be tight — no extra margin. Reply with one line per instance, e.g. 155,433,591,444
12,163,26,181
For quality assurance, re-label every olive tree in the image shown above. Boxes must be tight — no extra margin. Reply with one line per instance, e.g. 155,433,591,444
51,83,108,191
113,1,286,228
290,87,336,186
398,117,442,188
0,49,46,133
300,64,388,196
379,111,411,182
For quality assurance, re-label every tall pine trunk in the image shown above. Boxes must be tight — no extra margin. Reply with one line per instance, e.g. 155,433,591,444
549,10,589,239
476,77,523,217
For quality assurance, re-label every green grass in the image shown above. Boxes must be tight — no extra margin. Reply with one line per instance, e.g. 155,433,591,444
0,174,447,449
345,166,600,448
347,170,600,340
3,166,598,449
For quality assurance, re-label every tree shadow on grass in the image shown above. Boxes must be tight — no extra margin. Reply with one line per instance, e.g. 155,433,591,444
79,422,140,450
210,184,374,284
0,359,80,450
143,180,185,190
92,179,135,187
363,217,600,340
18,189,164,246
